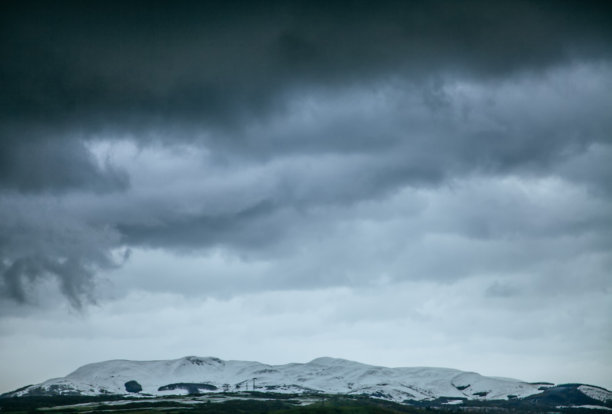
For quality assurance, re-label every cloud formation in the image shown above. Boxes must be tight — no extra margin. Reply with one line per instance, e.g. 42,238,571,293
0,0,611,390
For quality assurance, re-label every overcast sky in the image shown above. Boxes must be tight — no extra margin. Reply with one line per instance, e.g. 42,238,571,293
1,0,611,393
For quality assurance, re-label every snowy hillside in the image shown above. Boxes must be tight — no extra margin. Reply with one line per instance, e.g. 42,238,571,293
578,385,612,403
5,356,563,403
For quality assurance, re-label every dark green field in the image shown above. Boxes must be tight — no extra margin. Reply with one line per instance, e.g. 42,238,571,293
0,393,609,414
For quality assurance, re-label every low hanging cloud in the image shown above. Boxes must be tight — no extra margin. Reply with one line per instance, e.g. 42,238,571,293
0,195,126,307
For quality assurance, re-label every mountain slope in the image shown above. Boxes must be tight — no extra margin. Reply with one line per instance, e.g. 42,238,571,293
5,356,611,407
4,356,540,402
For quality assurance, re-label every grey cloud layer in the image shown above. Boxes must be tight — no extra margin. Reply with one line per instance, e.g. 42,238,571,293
1,0,611,306
2,0,611,142
1,0,610,195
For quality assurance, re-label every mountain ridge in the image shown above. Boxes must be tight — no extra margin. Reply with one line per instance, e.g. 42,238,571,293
4,356,611,407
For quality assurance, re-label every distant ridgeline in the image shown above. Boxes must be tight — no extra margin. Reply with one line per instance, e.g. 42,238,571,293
2,356,611,412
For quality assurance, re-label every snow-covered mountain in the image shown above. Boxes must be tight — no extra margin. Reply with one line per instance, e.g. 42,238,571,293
6,356,611,405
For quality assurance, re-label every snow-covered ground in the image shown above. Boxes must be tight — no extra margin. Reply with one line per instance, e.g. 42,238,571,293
10,356,546,403
580,385,612,403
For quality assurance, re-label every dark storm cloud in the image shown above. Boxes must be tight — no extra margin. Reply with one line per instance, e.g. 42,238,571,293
2,0,611,133
1,0,612,305
2,0,610,190
1,0,610,187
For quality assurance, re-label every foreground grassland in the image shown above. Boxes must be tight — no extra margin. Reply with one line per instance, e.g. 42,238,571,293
0,393,606,414
0,394,415,414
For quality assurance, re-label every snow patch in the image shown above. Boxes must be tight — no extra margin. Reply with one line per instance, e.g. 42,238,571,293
579,385,612,403
557,405,612,411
